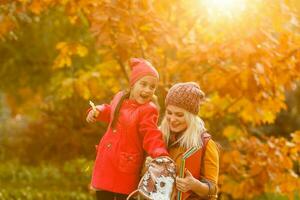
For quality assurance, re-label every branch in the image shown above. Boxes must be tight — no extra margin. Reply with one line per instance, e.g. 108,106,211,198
107,18,129,82
179,14,201,40
115,55,129,82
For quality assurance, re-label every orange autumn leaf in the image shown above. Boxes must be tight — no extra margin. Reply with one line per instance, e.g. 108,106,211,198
29,0,43,15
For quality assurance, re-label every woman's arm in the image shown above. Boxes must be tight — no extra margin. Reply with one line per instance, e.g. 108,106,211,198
176,140,219,199
176,169,210,198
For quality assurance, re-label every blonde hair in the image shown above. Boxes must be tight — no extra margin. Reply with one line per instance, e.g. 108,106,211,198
160,109,207,149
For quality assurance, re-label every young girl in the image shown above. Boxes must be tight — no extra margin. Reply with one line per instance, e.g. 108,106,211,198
86,58,169,200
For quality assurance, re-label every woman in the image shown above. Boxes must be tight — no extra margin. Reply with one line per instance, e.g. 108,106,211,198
160,82,219,200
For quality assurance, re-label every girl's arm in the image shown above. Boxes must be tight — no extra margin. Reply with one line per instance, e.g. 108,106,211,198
139,104,169,158
86,104,111,123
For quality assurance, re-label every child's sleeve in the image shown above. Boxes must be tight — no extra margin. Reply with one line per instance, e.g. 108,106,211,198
139,104,169,158
86,104,111,123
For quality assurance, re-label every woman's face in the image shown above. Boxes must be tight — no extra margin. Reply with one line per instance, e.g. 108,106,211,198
166,105,188,133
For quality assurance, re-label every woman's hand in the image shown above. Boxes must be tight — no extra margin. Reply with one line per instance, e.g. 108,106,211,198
175,169,197,193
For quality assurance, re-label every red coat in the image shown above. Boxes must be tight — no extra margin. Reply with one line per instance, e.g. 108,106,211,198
89,92,168,194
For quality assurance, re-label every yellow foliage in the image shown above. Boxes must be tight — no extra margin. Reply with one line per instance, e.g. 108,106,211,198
1,1,300,199
55,78,75,100
200,92,231,118
0,16,15,39
53,42,88,69
68,15,78,25
291,130,300,144
53,55,72,69
76,45,88,57
220,135,300,199
222,126,246,141
56,42,68,50
18,0,30,3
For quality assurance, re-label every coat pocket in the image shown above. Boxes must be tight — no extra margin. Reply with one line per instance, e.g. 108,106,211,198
119,152,141,174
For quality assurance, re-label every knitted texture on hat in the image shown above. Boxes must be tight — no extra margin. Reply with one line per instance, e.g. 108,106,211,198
129,58,159,86
165,82,204,115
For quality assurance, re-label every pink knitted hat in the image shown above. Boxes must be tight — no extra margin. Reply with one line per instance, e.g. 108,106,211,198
129,58,159,86
165,82,205,115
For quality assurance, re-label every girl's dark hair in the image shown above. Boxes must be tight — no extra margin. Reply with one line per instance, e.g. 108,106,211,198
111,90,130,128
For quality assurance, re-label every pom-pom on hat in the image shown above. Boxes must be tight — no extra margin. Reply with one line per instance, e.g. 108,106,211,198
129,58,159,86
165,82,205,115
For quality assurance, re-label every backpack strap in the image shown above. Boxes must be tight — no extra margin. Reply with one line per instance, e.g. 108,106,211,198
200,131,211,178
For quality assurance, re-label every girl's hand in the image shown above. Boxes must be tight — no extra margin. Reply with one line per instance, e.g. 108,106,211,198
86,105,102,123
145,156,153,168
86,110,98,123
176,169,197,193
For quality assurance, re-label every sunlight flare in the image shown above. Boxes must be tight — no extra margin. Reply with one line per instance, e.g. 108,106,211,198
202,0,247,19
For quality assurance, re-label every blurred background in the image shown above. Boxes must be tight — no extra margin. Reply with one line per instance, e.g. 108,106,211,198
0,0,300,199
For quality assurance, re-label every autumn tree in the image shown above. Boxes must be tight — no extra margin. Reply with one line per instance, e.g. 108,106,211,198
1,0,300,199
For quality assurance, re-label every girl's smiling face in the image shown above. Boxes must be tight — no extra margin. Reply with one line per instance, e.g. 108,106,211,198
130,76,158,104
165,105,188,133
